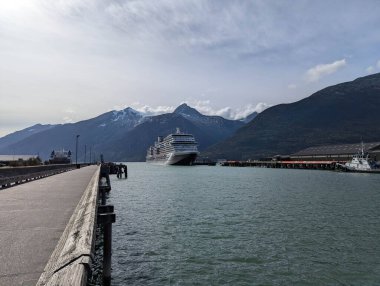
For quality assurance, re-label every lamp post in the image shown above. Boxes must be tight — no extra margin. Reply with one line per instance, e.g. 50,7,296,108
84,144,87,164
75,134,80,167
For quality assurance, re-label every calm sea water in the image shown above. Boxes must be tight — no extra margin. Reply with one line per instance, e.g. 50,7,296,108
108,163,380,286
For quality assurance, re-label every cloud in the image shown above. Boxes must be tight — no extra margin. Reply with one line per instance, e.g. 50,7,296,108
365,60,380,74
305,59,347,82
366,66,375,74
194,101,271,119
130,101,271,120
130,103,175,116
288,83,297,89
63,116,74,123
63,107,76,114
2,1,380,137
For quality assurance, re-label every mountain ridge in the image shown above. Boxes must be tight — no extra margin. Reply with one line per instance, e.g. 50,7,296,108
205,73,380,160
0,104,247,161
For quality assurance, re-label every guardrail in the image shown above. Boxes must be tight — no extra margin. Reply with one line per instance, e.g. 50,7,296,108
0,164,76,189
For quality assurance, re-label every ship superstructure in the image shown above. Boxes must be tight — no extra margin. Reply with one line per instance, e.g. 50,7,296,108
49,149,72,164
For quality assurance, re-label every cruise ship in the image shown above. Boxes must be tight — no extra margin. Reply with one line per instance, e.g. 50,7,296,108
146,128,199,165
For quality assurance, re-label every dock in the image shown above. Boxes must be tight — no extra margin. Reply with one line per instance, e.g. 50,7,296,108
0,165,104,285
222,160,340,170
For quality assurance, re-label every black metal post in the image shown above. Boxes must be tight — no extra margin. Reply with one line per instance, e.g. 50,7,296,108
98,208,115,286
103,222,112,286
100,187,107,205
75,134,80,167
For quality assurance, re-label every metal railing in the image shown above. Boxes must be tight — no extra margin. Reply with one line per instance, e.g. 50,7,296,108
0,164,76,189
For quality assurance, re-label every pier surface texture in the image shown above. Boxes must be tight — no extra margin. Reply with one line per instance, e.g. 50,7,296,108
0,165,99,286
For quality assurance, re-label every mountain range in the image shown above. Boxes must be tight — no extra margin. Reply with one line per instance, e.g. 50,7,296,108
205,73,380,160
2,73,380,162
0,104,247,161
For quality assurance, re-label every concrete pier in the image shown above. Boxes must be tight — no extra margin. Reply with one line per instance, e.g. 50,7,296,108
0,165,99,286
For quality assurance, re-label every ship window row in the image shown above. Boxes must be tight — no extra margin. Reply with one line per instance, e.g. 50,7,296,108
172,142,197,145
170,139,195,143
150,145,198,153
174,146,198,151
158,146,175,152
168,137,195,142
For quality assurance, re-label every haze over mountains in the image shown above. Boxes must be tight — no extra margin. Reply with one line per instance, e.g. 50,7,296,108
1,73,380,162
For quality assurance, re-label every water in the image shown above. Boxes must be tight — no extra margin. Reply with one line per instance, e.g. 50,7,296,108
109,163,380,285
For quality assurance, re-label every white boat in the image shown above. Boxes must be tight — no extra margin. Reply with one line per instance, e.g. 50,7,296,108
336,142,378,172
146,128,199,165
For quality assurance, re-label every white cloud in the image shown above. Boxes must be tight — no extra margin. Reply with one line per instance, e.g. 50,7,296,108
63,116,74,123
130,103,175,116
305,59,347,82
63,107,76,114
199,101,271,119
288,83,297,89
129,101,271,120
251,102,272,113
366,66,375,74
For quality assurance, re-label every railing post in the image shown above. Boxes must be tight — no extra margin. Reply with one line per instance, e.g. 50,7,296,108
103,220,112,285
98,205,115,286
99,186,107,205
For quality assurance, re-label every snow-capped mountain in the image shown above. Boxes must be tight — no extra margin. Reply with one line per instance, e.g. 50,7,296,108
174,103,244,127
173,103,205,121
0,107,145,159
0,104,246,161
95,107,145,129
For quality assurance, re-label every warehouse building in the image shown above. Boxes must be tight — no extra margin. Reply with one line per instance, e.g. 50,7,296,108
290,142,380,162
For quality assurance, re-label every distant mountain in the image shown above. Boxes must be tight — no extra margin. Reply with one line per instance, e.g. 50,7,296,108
173,104,245,140
174,103,204,121
205,73,380,160
103,105,245,161
0,104,245,161
0,124,57,151
0,107,144,160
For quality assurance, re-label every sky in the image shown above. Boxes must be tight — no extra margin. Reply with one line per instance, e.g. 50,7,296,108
1,0,380,137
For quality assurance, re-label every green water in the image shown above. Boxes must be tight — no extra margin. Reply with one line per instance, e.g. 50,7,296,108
109,163,380,285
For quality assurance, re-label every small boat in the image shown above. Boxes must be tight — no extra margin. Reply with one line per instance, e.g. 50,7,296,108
336,142,380,173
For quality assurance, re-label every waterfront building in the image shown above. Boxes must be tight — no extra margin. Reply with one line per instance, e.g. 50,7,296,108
290,142,380,162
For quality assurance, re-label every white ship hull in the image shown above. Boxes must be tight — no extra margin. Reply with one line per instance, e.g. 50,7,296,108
335,142,379,173
147,151,199,166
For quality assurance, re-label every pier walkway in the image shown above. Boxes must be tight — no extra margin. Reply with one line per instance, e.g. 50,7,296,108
0,165,99,286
